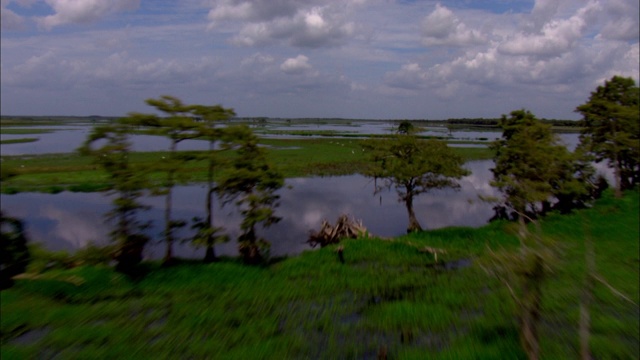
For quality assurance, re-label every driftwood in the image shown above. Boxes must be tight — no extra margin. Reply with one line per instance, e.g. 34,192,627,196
417,246,447,262
405,241,448,262
307,214,367,248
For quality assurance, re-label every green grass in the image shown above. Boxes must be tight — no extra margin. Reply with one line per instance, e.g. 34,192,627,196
1,191,637,359
0,129,55,135
1,138,494,193
0,138,39,145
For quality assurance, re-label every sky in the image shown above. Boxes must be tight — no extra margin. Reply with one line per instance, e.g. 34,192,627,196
1,0,638,120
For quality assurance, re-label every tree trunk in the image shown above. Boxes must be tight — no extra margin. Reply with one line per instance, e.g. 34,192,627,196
163,184,174,264
203,139,217,263
205,183,217,262
204,245,216,263
405,194,422,232
163,141,177,265
239,227,260,264
613,151,622,198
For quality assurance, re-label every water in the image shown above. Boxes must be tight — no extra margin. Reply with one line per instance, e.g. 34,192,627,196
0,122,591,259
2,123,582,155
0,161,499,259
1,128,214,155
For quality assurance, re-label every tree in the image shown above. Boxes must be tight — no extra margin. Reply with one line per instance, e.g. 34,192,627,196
396,120,416,135
490,109,592,218
188,104,236,262
79,122,150,273
364,134,469,232
216,126,284,264
488,109,596,359
127,96,206,265
1,211,31,289
576,75,640,197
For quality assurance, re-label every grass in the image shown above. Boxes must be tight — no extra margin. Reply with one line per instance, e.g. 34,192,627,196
1,190,637,359
0,138,39,145
0,129,55,135
0,138,494,193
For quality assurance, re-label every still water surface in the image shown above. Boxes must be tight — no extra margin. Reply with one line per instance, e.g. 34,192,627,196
1,123,587,258
1,125,580,155
1,161,499,258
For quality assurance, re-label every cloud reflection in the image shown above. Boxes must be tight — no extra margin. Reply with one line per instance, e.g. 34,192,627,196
0,160,513,259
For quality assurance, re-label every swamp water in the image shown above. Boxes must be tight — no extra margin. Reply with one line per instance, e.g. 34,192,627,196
1,161,499,259
1,125,586,259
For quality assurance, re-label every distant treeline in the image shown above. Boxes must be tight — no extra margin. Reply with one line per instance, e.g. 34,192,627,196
235,117,580,126
1,115,121,123
442,118,581,127
1,115,581,127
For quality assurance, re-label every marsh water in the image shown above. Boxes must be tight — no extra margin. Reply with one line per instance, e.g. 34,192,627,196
0,161,499,258
0,121,580,155
1,122,587,258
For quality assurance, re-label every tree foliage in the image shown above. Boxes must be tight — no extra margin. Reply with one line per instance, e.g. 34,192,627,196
188,104,236,262
365,135,469,232
396,120,417,135
216,126,284,264
490,110,592,218
79,95,284,266
576,76,640,197
78,122,150,273
127,96,210,265
1,211,31,289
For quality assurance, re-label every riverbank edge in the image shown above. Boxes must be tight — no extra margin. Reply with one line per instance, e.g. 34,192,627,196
0,138,494,194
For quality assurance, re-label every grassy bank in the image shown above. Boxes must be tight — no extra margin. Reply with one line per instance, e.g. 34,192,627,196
0,138,493,193
0,138,39,145
1,191,637,359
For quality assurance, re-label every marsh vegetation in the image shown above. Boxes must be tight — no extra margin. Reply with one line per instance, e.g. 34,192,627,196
1,76,638,358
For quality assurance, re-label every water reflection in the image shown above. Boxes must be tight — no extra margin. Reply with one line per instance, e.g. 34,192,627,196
1,161,500,258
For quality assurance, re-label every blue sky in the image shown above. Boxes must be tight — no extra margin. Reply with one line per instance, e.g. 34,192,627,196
1,0,638,119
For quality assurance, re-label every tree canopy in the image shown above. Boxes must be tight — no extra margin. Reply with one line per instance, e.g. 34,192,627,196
490,109,592,218
365,134,469,232
216,125,284,264
576,75,639,197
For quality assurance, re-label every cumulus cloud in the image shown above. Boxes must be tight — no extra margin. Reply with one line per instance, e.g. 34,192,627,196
1,0,26,30
2,0,638,120
530,0,560,30
383,63,426,90
421,4,486,46
599,0,639,41
208,0,359,48
3,49,221,92
241,52,275,67
384,0,638,106
37,0,140,30
208,0,298,22
280,54,312,74
499,1,599,57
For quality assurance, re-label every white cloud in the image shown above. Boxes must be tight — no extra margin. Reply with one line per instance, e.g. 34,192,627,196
499,1,599,57
1,0,638,120
1,0,25,29
37,0,140,30
208,0,360,48
383,63,427,90
530,0,560,30
280,54,312,74
241,52,275,67
599,0,640,41
421,4,486,47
